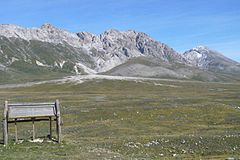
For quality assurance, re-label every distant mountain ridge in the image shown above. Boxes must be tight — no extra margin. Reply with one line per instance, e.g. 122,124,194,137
0,23,239,83
0,23,185,72
183,46,239,72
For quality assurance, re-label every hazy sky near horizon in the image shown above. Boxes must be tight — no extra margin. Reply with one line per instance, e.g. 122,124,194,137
0,0,239,62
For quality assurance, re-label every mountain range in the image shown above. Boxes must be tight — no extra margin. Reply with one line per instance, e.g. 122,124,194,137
0,23,239,84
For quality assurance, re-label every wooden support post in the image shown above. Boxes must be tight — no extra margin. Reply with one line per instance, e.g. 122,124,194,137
3,101,8,145
56,118,58,139
32,118,35,140
49,117,52,139
15,118,18,143
55,99,61,143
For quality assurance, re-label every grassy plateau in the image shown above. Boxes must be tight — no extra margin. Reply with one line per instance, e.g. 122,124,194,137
0,78,240,159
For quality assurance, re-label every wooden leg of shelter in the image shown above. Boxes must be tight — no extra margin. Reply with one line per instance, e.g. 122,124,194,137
56,116,61,143
55,99,62,143
14,118,18,143
57,116,61,143
56,118,59,142
3,101,8,145
49,117,52,140
3,119,8,145
32,118,35,140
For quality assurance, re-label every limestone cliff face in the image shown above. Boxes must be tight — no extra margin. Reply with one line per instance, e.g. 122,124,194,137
0,24,183,73
0,23,239,82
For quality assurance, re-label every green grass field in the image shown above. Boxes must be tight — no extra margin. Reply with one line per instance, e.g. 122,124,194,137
0,78,240,159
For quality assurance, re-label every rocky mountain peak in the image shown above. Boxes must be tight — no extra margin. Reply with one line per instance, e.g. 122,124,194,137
183,46,240,72
40,23,58,30
0,24,19,28
103,29,121,35
184,46,208,60
0,24,25,38
0,23,83,48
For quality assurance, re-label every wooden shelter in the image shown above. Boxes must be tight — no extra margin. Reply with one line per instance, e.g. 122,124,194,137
2,100,62,145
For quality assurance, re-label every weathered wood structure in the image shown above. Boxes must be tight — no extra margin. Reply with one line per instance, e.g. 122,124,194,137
2,100,62,145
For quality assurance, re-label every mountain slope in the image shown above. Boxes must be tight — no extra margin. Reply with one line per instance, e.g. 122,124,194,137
104,56,239,82
183,46,240,73
77,29,184,72
0,24,239,83
0,24,185,82
0,36,96,83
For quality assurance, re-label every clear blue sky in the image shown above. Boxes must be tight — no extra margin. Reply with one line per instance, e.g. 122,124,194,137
0,0,239,62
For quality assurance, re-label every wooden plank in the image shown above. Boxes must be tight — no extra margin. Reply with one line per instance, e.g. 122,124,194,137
49,117,52,139
8,118,56,123
57,116,62,143
9,105,55,108
8,103,55,107
8,106,55,118
3,101,8,145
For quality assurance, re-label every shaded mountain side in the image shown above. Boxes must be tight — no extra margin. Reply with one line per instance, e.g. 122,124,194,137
104,57,240,82
0,36,96,83
0,36,95,69
0,66,70,84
